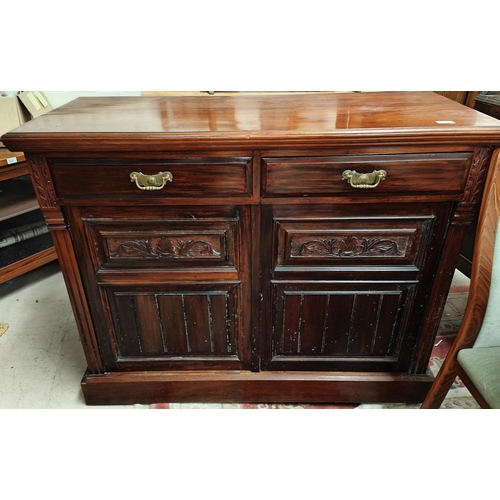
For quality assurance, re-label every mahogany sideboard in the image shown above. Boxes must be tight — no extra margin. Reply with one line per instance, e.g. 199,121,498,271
3,92,500,405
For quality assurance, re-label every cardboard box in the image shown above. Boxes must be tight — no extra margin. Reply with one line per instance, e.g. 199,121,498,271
0,95,31,147
17,91,53,119
0,92,54,147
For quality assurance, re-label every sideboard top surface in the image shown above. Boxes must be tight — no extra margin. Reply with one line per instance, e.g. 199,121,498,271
3,92,500,152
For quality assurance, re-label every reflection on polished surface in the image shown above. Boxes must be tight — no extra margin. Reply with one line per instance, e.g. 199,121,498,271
10,92,500,136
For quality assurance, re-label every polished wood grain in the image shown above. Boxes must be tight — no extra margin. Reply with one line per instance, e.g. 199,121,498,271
433,91,479,109
50,157,253,199
262,153,471,197
2,93,500,405
3,92,500,152
422,148,500,408
81,369,434,406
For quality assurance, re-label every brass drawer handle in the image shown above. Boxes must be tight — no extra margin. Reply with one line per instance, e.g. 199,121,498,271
342,169,387,189
130,171,173,191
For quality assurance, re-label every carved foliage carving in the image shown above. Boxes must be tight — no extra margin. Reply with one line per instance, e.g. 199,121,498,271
27,154,57,209
109,236,222,259
462,147,493,206
290,235,408,258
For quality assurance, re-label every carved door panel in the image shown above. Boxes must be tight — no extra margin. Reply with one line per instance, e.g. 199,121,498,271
260,203,454,371
66,205,252,371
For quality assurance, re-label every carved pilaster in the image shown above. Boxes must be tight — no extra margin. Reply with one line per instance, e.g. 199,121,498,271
26,154,103,373
26,154,57,209
451,146,493,227
461,147,493,206
26,154,66,230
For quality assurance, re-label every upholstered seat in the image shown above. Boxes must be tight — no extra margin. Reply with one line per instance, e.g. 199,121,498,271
422,149,500,409
457,347,500,408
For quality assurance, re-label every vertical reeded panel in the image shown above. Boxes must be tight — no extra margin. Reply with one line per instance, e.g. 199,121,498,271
183,294,212,353
371,294,402,355
322,294,355,354
210,293,231,353
281,294,302,353
277,290,404,356
109,289,236,359
299,294,329,354
347,294,384,355
113,294,142,355
157,295,188,353
134,295,166,354
271,284,412,370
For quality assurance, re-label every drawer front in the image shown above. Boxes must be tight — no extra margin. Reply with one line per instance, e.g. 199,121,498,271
78,206,242,272
50,157,252,199
85,220,238,272
265,203,452,275
263,152,471,197
275,217,434,271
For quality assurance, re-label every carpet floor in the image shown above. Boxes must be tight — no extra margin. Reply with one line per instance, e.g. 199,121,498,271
151,283,476,409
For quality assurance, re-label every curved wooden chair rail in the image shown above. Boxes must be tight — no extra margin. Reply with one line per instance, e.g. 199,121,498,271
421,148,500,409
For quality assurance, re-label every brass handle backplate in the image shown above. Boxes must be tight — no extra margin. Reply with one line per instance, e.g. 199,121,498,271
130,171,173,191
341,169,387,189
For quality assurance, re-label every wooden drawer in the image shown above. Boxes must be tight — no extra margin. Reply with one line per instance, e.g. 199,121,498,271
50,157,252,199
73,206,242,273
274,217,435,271
85,219,239,272
264,203,453,276
262,152,472,197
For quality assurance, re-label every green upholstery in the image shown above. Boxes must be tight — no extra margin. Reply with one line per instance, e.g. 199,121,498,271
475,221,500,348
457,347,500,408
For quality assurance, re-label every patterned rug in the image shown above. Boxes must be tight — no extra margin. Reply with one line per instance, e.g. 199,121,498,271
357,283,478,409
151,282,477,409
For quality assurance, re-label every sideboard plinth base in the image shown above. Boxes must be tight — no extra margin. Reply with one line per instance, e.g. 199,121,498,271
81,369,433,406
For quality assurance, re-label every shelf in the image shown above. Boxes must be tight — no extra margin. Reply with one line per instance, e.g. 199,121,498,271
0,246,57,285
0,150,28,182
0,176,39,221
0,151,58,283
0,196,39,221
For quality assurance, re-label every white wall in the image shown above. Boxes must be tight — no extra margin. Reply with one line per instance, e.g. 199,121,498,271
42,91,142,109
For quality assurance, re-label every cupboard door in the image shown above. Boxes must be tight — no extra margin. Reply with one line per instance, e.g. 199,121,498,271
102,283,244,370
260,203,454,372
66,205,252,371
266,281,417,371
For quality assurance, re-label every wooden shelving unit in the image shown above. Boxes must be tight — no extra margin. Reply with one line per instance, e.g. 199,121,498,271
0,149,57,284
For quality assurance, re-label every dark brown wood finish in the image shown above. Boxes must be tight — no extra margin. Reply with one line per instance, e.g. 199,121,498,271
2,92,500,405
4,92,500,152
